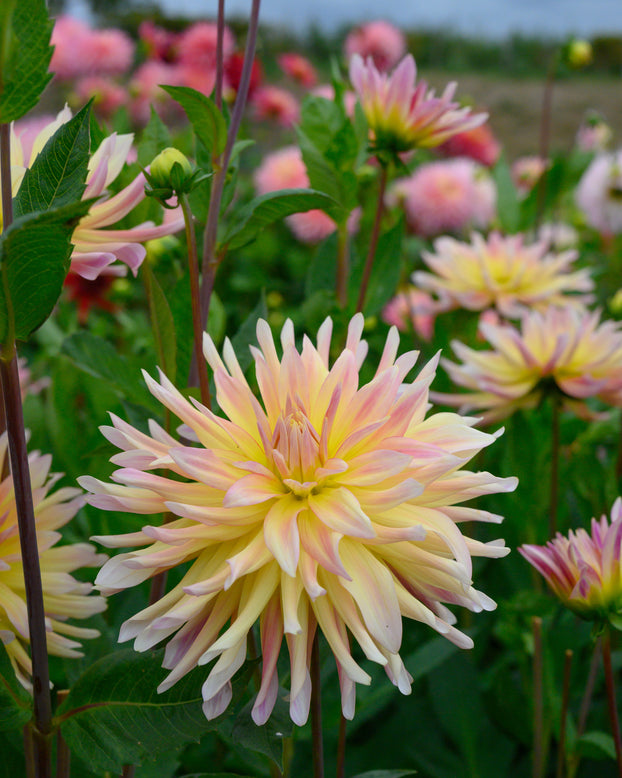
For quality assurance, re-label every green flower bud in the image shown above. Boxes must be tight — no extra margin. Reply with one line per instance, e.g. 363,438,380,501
149,147,193,191
566,39,593,68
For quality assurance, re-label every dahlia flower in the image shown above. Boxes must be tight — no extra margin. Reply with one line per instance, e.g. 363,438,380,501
350,54,487,154
381,287,441,341
413,231,594,318
388,159,496,238
520,497,622,625
576,113,612,153
511,156,548,196
344,20,406,71
436,123,501,168
10,107,184,279
0,434,106,687
51,16,134,80
576,151,622,235
435,305,622,423
252,86,300,128
81,315,516,725
278,53,317,87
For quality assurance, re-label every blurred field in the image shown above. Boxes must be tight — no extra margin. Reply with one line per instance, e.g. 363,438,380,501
424,70,622,158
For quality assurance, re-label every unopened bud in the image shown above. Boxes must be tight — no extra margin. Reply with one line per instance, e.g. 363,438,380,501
567,39,593,68
149,147,193,191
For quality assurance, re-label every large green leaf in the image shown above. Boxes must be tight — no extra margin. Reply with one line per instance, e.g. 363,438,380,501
13,103,91,217
0,201,91,343
56,649,227,774
492,156,520,233
231,696,293,770
219,189,337,252
230,293,268,375
0,643,31,732
61,331,161,414
161,86,227,158
0,0,53,122
143,262,177,383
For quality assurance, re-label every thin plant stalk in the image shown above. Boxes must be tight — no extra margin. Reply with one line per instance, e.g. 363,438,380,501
356,164,388,313
122,766,136,778
335,221,350,308
336,712,347,778
56,690,71,778
534,54,557,230
310,634,325,778
568,637,601,778
549,396,560,538
180,192,211,408
532,616,545,778
602,629,622,777
215,0,226,110
556,649,573,778
23,725,35,778
0,123,52,778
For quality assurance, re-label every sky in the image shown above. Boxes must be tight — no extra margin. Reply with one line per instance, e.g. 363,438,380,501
145,0,622,38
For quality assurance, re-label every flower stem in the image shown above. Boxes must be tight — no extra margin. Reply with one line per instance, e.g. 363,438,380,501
535,54,557,229
602,629,622,777
556,649,572,778
548,396,560,538
336,712,347,778
180,193,211,408
310,634,325,778
568,637,601,778
532,616,545,778
56,691,71,778
335,221,350,308
0,123,52,778
215,0,225,110
356,164,388,313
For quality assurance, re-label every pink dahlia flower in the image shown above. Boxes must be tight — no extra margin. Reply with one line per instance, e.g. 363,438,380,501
576,113,613,153
414,231,594,317
381,287,441,341
388,158,496,238
0,434,106,687
350,54,487,154
278,53,318,87
344,20,406,71
177,21,235,71
520,497,622,624
11,107,184,279
51,16,134,80
252,86,300,128
74,76,128,120
128,61,186,124
435,305,622,423
576,151,622,235
511,156,549,196
436,123,501,168
81,315,516,725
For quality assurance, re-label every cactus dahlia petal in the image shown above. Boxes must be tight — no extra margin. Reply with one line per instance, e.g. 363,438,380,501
81,315,516,724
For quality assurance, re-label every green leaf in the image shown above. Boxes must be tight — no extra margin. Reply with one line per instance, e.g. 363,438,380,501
61,331,161,414
297,130,343,205
576,731,617,760
230,293,268,375
492,156,520,233
0,0,53,122
231,696,293,770
305,232,338,297
142,263,177,383
13,103,91,217
178,774,255,777
56,649,223,774
352,772,417,778
161,86,227,158
220,189,337,251
0,643,31,732
0,201,91,343
350,219,404,316
137,107,173,168
299,95,344,151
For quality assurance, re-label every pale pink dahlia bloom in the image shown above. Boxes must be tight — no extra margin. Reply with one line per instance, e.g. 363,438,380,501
388,159,496,238
576,151,622,235
413,231,594,317
278,53,318,87
252,86,300,128
51,16,134,80
344,20,406,71
520,497,622,624
11,107,184,279
435,305,622,423
0,434,106,687
350,54,487,154
381,287,442,341
511,156,549,196
81,315,516,725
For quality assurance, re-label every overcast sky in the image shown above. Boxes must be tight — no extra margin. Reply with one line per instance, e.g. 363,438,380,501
146,0,622,38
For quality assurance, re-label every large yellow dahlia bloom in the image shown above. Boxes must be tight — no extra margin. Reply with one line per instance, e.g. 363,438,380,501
81,315,516,725
0,435,106,687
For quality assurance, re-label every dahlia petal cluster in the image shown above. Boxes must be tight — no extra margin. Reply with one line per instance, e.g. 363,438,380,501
344,20,406,71
435,306,622,423
576,151,622,235
413,231,594,317
0,434,106,687
388,159,496,238
81,315,516,725
436,123,501,167
10,107,184,279
51,16,134,80
520,497,622,624
350,54,487,154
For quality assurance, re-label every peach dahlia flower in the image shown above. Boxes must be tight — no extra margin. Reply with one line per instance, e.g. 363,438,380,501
435,306,622,423
413,232,594,317
520,497,622,624
0,435,106,687
81,315,516,725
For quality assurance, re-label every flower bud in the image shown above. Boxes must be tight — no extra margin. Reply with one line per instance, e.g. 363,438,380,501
149,147,193,191
566,39,593,68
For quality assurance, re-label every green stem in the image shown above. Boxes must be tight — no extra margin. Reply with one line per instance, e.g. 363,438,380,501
215,0,226,110
356,164,388,313
532,616,545,778
556,649,572,778
602,629,622,777
310,634,324,778
548,396,560,538
335,221,350,308
534,54,558,229
180,193,211,408
0,123,52,778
